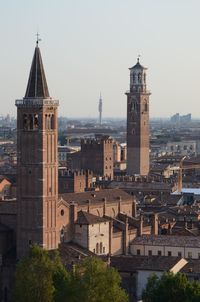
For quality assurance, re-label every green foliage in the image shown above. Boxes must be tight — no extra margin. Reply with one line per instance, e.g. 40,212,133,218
14,246,128,302
71,257,128,302
142,272,200,302
14,246,69,302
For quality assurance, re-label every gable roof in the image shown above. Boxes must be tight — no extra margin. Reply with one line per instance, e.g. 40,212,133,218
76,210,109,225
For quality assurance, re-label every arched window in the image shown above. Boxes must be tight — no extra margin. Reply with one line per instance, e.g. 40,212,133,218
23,114,28,129
96,243,99,254
144,101,148,112
34,114,39,129
51,114,54,129
100,242,103,254
29,114,33,130
138,73,142,83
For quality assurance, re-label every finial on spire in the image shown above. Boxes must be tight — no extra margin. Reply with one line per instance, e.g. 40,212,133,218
137,54,141,63
36,32,41,47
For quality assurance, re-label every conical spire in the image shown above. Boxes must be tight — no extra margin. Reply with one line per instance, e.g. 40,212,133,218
24,44,50,99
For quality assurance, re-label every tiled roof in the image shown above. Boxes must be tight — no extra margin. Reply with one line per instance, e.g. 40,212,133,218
111,255,185,272
132,234,200,248
181,259,200,274
24,46,50,99
76,210,109,225
60,189,133,205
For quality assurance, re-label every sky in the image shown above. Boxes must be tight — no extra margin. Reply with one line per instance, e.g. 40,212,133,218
1,0,200,118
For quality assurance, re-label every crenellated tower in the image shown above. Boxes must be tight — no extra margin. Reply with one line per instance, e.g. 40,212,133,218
126,58,151,176
16,40,59,258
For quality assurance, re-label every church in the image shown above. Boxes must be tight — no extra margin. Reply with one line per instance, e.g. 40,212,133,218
0,41,154,301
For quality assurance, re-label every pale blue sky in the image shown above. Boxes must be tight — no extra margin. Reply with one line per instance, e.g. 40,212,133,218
0,0,200,118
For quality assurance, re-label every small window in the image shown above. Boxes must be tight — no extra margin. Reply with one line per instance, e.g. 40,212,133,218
80,224,82,228
168,251,172,256
178,252,182,257
158,250,162,256
103,247,105,254
148,250,152,256
188,252,192,258
137,249,141,255
61,209,64,216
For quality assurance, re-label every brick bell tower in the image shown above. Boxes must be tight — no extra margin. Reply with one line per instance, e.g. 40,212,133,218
16,39,59,258
126,58,151,176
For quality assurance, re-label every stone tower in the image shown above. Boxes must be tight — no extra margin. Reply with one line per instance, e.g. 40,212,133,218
16,41,59,258
126,58,151,176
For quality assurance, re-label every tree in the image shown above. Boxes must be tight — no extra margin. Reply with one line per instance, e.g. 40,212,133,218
14,245,69,302
71,257,128,302
14,246,128,302
142,272,200,302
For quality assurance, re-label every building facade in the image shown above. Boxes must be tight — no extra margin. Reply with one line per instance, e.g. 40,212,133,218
126,58,150,176
81,135,113,180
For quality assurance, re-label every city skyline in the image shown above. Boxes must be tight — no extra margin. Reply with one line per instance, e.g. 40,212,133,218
1,0,200,118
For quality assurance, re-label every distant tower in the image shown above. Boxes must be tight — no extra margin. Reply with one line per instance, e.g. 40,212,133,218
16,39,59,257
126,58,151,176
98,93,103,125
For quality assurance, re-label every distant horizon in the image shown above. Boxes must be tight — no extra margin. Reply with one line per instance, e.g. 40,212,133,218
1,113,198,121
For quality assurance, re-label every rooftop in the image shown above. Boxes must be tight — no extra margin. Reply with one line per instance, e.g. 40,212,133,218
111,255,186,272
76,210,109,225
132,234,200,248
60,189,133,205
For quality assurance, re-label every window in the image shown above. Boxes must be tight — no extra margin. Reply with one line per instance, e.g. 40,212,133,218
137,249,141,255
158,250,162,256
168,251,172,256
148,250,152,256
178,252,182,257
96,243,99,254
103,247,105,253
188,252,192,258
61,209,64,216
100,242,103,254
80,224,82,228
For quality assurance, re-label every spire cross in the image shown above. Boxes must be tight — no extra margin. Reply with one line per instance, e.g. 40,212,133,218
137,54,141,63
36,32,41,46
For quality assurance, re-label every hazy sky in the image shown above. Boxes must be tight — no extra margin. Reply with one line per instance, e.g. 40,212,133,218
1,0,200,118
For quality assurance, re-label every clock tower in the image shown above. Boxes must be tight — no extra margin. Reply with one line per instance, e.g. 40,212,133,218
126,58,150,176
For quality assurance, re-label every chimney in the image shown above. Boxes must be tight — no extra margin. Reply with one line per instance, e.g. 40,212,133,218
109,220,113,255
184,216,187,229
151,213,158,236
103,197,107,215
70,202,78,240
132,200,137,217
87,199,91,213
123,217,129,255
139,214,143,236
